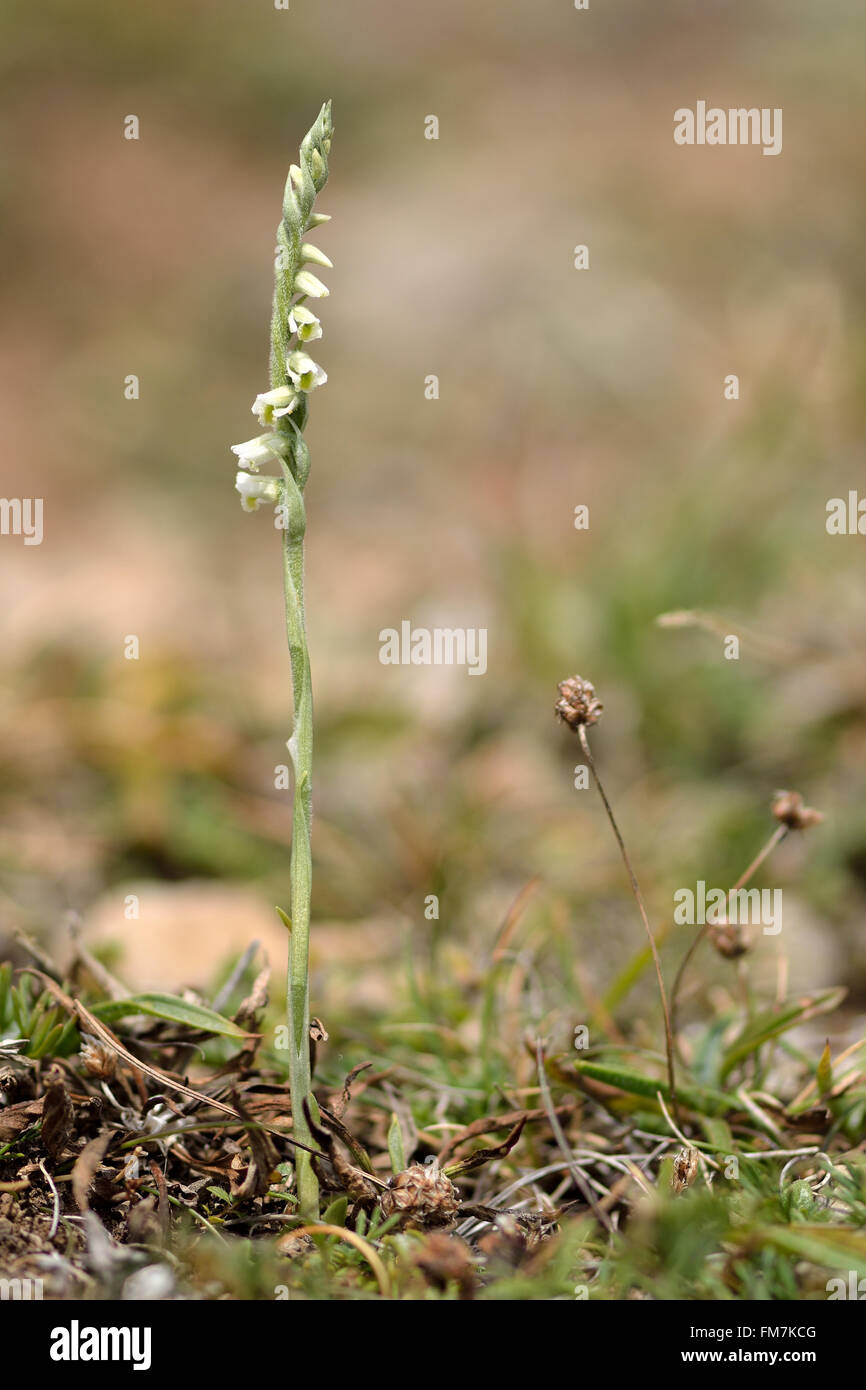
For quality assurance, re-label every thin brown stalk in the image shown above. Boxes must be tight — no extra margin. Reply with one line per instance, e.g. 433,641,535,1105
577,724,678,1115
670,823,788,1041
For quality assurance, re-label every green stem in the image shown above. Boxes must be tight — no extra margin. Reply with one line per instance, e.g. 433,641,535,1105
268,101,332,1219
280,458,317,1218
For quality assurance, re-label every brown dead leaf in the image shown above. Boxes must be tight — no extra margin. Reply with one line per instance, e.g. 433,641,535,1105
328,1063,380,1119
0,1096,43,1144
72,1131,112,1213
438,1104,574,1166
233,962,270,1031
21,969,323,1157
41,1071,74,1161
446,1116,526,1177
228,1094,280,1201
150,1158,170,1244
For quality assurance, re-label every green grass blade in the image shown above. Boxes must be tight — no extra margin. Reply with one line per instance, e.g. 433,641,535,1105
573,1058,735,1115
719,989,845,1082
92,992,253,1039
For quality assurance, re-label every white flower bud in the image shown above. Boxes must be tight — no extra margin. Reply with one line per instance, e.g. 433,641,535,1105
293,270,329,299
300,242,333,270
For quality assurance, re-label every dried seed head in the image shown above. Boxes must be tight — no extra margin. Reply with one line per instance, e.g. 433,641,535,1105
380,1159,460,1229
771,790,823,832
79,1034,116,1080
555,675,603,730
707,915,751,960
671,1146,700,1194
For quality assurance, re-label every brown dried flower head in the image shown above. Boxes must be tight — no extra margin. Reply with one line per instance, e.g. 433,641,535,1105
555,675,603,730
707,915,751,960
380,1159,460,1229
671,1146,700,1194
79,1034,116,1080
771,790,823,832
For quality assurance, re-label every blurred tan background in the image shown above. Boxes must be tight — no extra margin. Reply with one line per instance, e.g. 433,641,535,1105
1,0,865,1036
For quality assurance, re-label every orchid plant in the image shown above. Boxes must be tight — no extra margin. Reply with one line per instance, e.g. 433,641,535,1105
231,102,333,1219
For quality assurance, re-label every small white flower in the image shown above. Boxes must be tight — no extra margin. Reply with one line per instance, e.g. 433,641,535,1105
286,351,327,393
235,472,282,512
288,305,322,343
251,387,299,426
231,432,287,473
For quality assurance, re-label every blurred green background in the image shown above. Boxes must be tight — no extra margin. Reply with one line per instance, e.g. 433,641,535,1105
1,0,864,1048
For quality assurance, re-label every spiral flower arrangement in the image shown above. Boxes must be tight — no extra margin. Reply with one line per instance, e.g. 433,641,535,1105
230,102,333,1218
